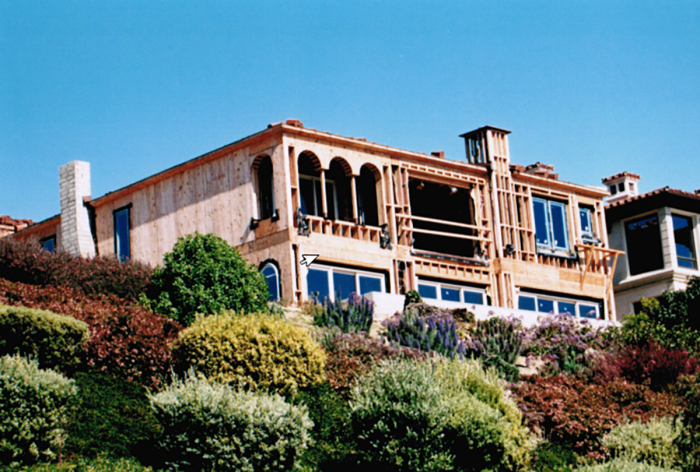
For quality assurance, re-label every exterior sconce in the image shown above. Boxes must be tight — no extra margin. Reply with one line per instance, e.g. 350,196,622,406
271,209,280,222
296,207,310,237
250,217,261,230
505,243,515,256
380,223,392,250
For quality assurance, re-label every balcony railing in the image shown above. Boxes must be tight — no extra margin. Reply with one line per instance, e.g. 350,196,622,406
305,215,382,243
397,214,492,259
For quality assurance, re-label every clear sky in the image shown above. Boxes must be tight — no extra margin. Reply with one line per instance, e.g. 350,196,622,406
2,1,699,222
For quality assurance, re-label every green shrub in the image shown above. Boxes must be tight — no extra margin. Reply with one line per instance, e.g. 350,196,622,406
349,358,532,472
313,293,374,333
532,442,578,472
174,312,326,393
0,355,77,466
65,372,161,461
143,233,270,325
465,316,524,382
403,290,422,308
0,454,153,471
675,374,700,472
149,372,313,472
602,417,680,469
0,305,88,373
574,458,679,472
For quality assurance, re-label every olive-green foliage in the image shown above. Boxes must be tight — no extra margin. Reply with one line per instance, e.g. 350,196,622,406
609,312,700,356
65,372,161,462
0,305,88,372
644,277,700,332
403,290,423,309
0,355,77,466
574,458,679,472
675,374,700,472
142,233,270,326
149,372,313,472
531,442,578,472
0,454,153,471
602,417,680,469
349,358,533,472
174,312,326,393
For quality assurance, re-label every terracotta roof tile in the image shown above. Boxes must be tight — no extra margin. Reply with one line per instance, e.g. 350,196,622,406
605,186,700,210
602,171,641,183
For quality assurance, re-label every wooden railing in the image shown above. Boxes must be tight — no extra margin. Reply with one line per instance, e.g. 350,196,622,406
396,214,492,258
306,215,382,243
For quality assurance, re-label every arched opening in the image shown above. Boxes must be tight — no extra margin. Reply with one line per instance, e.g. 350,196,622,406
254,155,275,220
298,152,323,217
260,260,280,302
357,165,380,226
326,158,353,221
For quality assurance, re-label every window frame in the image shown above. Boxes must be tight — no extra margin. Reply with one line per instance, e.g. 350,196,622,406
672,212,697,270
255,155,276,221
299,175,338,219
533,197,570,253
416,278,486,305
40,235,56,253
113,204,132,262
579,207,594,240
624,211,665,276
306,264,385,302
260,261,280,302
517,291,600,319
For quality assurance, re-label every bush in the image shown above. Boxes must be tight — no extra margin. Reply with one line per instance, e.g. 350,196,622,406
523,313,609,374
174,312,325,393
0,278,181,390
142,233,270,326
150,372,313,472
608,312,700,357
349,358,532,472
384,308,467,359
465,316,524,382
574,458,679,472
0,238,151,302
513,374,683,459
0,305,88,372
313,293,374,333
0,355,77,466
65,371,161,462
0,455,153,471
403,289,422,308
322,332,425,394
602,417,680,468
675,374,700,472
532,442,578,472
643,277,700,332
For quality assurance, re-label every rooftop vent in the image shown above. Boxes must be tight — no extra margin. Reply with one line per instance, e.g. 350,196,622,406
602,172,640,204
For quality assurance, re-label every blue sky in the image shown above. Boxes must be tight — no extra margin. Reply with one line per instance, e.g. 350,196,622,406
2,1,699,222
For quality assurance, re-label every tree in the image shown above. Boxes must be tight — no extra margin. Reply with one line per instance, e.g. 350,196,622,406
142,233,269,325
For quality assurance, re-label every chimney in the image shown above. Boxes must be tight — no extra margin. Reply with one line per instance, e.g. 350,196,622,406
431,151,445,159
602,172,641,204
60,161,96,257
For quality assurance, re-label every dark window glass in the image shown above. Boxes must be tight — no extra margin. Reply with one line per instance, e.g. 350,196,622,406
618,182,625,192
579,209,593,237
299,178,316,216
262,264,279,301
357,167,379,226
462,290,484,305
359,276,382,295
550,202,569,251
633,301,644,314
538,298,555,313
578,304,598,319
533,199,550,246
418,284,438,300
257,156,274,220
441,287,460,302
307,269,329,302
333,272,356,299
41,237,56,253
673,215,696,269
518,296,537,311
325,182,336,220
625,215,664,275
114,208,130,261
558,301,575,316
610,185,617,195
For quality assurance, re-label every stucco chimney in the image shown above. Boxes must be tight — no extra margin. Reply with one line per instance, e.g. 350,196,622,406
60,161,96,257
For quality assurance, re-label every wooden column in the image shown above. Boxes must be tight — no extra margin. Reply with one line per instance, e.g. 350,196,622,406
320,171,328,217
350,175,358,222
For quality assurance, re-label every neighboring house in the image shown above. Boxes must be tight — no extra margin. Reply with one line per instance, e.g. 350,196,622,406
0,216,33,240
14,120,619,320
604,172,700,319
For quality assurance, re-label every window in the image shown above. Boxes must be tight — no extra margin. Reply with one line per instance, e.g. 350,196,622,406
625,214,664,275
307,265,384,301
533,197,570,252
609,185,618,195
256,156,275,220
417,279,486,305
114,207,131,261
357,166,379,226
579,208,594,239
299,176,337,219
673,214,697,269
261,262,280,302
618,182,625,192
40,236,56,253
518,291,600,319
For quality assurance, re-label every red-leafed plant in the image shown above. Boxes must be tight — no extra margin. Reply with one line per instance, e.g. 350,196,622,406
513,373,683,460
0,278,181,390
0,238,151,302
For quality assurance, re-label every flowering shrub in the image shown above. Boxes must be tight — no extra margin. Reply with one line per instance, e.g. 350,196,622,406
513,374,683,459
384,308,467,359
465,316,524,381
313,292,374,333
0,238,151,301
523,313,609,374
0,278,181,390
323,332,425,393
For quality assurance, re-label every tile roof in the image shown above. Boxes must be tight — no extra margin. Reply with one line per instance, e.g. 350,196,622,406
606,186,700,210
602,171,641,183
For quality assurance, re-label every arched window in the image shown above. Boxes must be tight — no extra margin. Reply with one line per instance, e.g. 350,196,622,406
298,152,323,216
261,261,280,301
256,155,275,220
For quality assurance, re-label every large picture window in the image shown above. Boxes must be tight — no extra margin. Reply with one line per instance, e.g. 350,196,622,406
416,279,486,305
114,207,131,261
625,214,664,275
307,265,384,301
533,197,570,252
518,291,600,319
673,214,697,269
